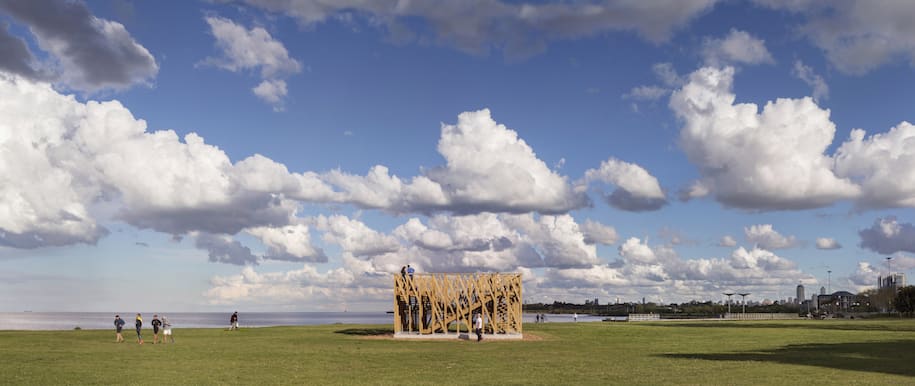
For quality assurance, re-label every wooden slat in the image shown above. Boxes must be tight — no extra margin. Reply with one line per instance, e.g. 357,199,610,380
394,273,522,335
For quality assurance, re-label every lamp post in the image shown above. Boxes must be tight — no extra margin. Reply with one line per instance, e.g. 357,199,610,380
723,292,734,314
738,293,751,314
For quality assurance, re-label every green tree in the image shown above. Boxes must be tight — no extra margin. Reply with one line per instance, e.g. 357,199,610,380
894,286,915,316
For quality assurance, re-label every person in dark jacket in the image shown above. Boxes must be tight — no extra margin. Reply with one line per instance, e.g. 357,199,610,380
114,315,125,343
230,311,239,330
151,315,162,344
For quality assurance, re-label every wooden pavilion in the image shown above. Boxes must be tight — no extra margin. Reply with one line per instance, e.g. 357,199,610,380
393,273,522,338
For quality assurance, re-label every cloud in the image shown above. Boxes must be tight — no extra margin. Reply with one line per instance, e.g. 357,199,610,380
545,264,629,287
833,122,915,209
580,220,618,245
252,79,288,108
718,235,737,247
0,0,158,91
609,237,809,289
678,180,710,202
0,73,340,252
670,66,860,210
394,213,599,270
425,109,588,214
624,85,669,101
238,0,719,58
204,256,391,308
246,224,327,262
815,237,841,250
194,232,259,266
319,110,588,215
653,62,683,87
744,224,798,249
756,1,915,74
792,60,828,102
313,215,401,257
581,157,667,212
701,29,774,66
858,217,915,255
0,22,42,79
890,255,915,271
848,261,878,289
503,214,600,268
202,16,301,108
0,74,590,254
623,63,683,107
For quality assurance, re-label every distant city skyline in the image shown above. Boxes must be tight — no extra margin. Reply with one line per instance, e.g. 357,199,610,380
1,0,915,312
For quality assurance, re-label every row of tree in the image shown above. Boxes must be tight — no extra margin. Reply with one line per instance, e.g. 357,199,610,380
523,286,915,317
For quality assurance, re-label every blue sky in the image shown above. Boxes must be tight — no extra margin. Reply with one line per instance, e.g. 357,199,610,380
1,0,915,312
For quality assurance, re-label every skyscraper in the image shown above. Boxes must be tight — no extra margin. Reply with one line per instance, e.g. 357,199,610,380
796,284,805,305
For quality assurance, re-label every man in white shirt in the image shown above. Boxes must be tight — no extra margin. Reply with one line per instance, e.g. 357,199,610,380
474,313,483,342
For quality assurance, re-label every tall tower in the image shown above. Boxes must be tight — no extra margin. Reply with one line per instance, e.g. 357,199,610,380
796,284,805,305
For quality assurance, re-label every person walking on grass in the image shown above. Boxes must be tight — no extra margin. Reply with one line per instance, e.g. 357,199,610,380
114,315,125,343
135,313,144,345
230,311,239,330
474,313,483,342
151,315,162,344
162,316,174,343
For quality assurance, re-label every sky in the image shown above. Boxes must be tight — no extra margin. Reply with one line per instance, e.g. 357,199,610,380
1,0,915,312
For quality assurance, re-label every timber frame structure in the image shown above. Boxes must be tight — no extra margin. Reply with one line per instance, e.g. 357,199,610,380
394,273,522,337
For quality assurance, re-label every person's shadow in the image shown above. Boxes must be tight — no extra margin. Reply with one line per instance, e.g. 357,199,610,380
334,328,392,336
661,340,915,377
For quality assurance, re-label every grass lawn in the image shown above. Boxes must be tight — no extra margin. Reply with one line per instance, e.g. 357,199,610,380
1,319,914,385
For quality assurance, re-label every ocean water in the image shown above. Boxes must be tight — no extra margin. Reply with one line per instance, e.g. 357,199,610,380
0,312,605,330
0,312,392,330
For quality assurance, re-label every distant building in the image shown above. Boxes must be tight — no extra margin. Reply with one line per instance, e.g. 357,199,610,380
878,273,906,291
796,284,805,305
817,291,857,314
820,286,826,295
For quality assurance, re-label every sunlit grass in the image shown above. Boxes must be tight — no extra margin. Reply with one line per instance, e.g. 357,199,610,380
1,319,913,385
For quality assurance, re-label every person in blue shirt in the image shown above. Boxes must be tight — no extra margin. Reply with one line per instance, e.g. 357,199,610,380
114,315,125,343
407,265,415,278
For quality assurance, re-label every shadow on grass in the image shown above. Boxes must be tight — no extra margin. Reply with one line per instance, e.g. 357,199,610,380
661,340,915,377
334,328,393,336
647,321,915,332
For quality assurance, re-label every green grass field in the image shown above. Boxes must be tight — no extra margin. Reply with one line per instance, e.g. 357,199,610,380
2,319,914,385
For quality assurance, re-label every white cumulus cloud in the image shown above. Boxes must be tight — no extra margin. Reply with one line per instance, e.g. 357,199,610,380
246,224,327,262
580,220,618,245
312,215,401,257
834,122,915,209
670,66,860,210
202,16,301,108
581,157,667,211
0,73,336,252
0,0,158,92
745,224,798,249
815,237,841,250
718,235,738,247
